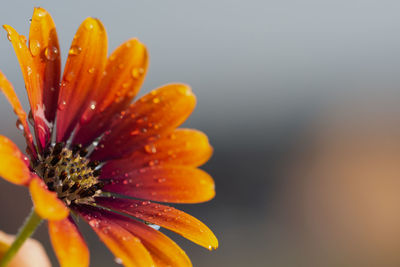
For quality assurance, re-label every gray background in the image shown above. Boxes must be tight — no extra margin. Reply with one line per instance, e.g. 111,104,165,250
2,1,400,266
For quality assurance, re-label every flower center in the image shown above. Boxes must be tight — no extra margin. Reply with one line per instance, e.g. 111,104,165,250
33,143,104,205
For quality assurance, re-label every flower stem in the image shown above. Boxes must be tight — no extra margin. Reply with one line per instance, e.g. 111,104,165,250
0,208,42,267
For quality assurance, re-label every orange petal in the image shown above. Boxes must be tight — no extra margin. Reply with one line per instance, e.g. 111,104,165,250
3,25,50,150
96,208,191,267
102,165,215,203
0,71,36,156
0,135,31,185
56,17,108,143
73,38,148,146
103,129,213,171
77,205,155,267
29,7,61,125
29,176,69,220
48,217,89,267
91,84,196,161
96,197,219,250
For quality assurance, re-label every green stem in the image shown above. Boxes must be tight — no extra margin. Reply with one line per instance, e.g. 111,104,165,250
0,208,42,267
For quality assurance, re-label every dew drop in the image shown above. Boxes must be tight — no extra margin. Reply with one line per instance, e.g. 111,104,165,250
89,219,99,227
6,34,11,41
178,86,191,96
19,35,27,44
34,9,46,20
69,45,82,56
16,119,24,131
44,46,59,61
144,144,157,154
114,258,123,264
26,66,32,76
58,100,67,111
131,67,144,79
88,67,95,74
152,97,160,104
89,101,96,110
85,20,95,30
157,178,166,183
29,39,41,56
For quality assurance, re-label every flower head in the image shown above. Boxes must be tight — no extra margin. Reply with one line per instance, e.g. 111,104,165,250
0,7,217,267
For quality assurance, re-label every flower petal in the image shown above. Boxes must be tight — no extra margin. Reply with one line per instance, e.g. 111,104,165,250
48,216,89,267
96,197,218,250
90,207,191,267
29,7,61,126
56,17,107,143
3,25,50,150
0,71,36,157
73,38,148,147
76,205,155,267
91,84,196,161
0,135,31,185
29,176,69,220
101,165,215,203
103,129,213,172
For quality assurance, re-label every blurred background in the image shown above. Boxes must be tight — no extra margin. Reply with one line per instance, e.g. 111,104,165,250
2,0,400,266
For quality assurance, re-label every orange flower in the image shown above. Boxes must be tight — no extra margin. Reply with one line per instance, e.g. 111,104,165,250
0,7,217,267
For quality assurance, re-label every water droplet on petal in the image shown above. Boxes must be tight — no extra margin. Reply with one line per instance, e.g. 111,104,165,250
44,46,59,61
157,178,166,183
89,219,99,227
26,66,32,76
89,101,96,110
88,67,95,74
34,9,46,20
178,86,191,96
152,97,160,104
131,67,144,79
29,39,41,56
19,35,27,44
144,144,157,154
69,45,82,56
58,100,67,111
85,20,95,30
114,258,123,265
6,34,12,41
16,119,24,131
